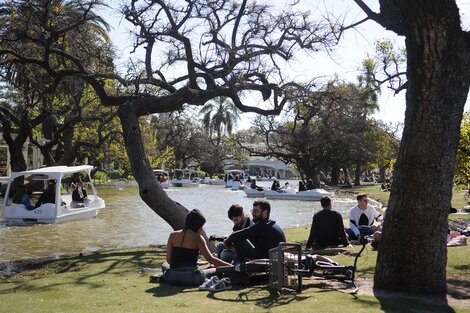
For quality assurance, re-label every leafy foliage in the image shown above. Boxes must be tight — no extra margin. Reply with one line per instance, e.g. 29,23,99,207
455,112,470,189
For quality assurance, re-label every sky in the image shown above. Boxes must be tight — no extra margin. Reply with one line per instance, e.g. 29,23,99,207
105,0,470,130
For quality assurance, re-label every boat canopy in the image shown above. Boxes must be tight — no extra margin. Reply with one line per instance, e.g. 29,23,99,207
9,165,94,180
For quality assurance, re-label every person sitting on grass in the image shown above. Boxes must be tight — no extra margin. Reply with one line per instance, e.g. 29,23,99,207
346,194,382,241
215,204,254,263
306,196,350,250
223,200,286,261
161,209,231,286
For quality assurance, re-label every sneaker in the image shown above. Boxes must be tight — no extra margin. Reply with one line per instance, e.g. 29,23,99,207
149,273,164,283
198,276,220,291
209,277,232,292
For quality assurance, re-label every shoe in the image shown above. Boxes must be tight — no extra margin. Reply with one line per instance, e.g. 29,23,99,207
149,273,164,283
209,277,232,292
198,276,220,291
371,241,379,250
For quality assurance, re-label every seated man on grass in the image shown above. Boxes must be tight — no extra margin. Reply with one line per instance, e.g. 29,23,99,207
306,196,350,249
223,200,286,262
216,204,254,263
346,193,382,241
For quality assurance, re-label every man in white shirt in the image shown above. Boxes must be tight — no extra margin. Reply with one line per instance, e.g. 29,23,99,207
346,193,381,240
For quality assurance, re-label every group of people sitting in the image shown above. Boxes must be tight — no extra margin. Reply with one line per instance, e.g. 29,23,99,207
162,200,286,289
12,179,89,210
161,193,383,289
306,193,382,250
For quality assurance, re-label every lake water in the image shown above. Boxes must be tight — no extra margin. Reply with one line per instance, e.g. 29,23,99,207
0,180,374,264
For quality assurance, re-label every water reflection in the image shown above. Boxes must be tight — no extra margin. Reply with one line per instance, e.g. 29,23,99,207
0,180,363,263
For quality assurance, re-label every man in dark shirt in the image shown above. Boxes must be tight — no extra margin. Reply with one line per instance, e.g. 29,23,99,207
306,196,350,249
224,200,286,260
216,204,254,262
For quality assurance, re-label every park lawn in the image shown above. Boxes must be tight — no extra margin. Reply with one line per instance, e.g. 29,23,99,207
342,183,469,209
1,227,469,313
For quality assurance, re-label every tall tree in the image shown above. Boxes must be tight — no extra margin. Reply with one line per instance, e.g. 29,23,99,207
348,0,470,293
455,112,470,190
0,0,341,229
352,60,380,185
200,96,240,146
0,0,114,169
246,81,385,186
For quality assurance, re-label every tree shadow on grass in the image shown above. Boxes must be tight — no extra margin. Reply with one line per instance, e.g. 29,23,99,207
0,248,164,294
446,277,470,300
372,288,457,313
145,283,201,297
206,285,309,310
302,278,358,294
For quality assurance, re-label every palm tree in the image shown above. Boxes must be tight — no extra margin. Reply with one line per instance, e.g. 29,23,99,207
200,97,240,145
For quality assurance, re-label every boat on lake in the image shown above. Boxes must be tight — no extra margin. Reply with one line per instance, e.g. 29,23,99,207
209,177,225,185
244,188,266,198
224,169,248,190
244,187,333,201
169,169,204,187
265,188,333,201
2,165,105,224
153,169,170,189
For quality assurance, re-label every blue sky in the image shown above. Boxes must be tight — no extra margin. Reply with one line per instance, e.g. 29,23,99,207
104,0,470,130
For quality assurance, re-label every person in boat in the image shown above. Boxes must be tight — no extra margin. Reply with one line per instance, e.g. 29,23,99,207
271,180,280,191
345,193,382,240
12,184,35,211
215,204,254,263
306,179,315,190
306,196,350,250
250,179,264,191
72,180,88,201
71,180,88,207
298,181,307,191
35,180,57,208
223,200,286,261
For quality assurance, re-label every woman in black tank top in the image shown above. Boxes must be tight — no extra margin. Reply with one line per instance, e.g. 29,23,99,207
165,209,232,269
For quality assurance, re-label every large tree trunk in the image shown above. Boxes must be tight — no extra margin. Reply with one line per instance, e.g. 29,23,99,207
311,169,321,188
354,164,361,186
330,164,339,185
118,101,188,230
374,1,469,293
59,127,76,165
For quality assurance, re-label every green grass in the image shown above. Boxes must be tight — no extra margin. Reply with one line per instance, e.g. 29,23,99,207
341,183,469,209
1,226,469,313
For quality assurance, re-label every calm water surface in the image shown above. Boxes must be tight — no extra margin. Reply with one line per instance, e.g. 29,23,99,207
0,180,372,263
